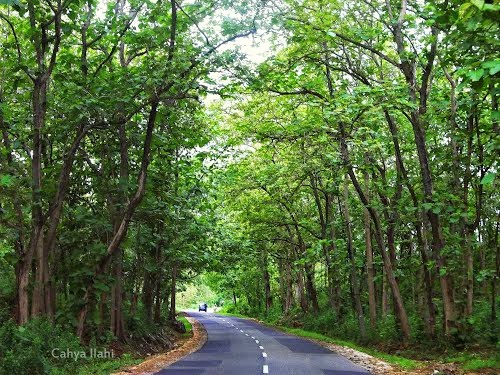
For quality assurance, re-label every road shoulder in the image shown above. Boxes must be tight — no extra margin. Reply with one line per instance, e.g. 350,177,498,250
112,316,207,375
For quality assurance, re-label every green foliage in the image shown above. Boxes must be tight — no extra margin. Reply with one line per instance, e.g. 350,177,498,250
0,0,498,370
0,319,82,375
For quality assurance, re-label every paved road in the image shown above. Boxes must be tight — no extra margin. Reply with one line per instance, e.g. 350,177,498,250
156,312,370,375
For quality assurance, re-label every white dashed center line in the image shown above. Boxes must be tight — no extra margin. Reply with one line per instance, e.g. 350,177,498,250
251,336,255,339
263,364,269,374
259,345,264,349
262,352,267,358
255,340,259,344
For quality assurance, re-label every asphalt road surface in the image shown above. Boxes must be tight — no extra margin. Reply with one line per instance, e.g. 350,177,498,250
156,312,370,375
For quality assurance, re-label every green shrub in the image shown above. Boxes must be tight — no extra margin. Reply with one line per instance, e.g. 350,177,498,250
0,318,82,375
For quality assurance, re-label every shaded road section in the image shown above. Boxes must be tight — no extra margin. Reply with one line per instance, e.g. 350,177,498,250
156,312,370,375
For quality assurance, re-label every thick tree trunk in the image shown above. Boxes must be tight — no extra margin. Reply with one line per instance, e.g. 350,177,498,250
296,265,308,313
304,262,319,313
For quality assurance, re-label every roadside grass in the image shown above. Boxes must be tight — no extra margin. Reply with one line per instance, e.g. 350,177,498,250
215,310,498,373
56,354,141,375
443,352,500,372
80,316,195,374
278,326,421,370
216,311,421,370
178,315,193,338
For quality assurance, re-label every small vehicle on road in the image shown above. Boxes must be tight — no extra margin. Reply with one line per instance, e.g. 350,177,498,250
198,302,208,312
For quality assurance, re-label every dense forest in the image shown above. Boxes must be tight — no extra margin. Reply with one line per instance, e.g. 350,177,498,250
0,0,498,373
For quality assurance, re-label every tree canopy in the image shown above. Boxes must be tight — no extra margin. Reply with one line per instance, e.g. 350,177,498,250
0,0,498,372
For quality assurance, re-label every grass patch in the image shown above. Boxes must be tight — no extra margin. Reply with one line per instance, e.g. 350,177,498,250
178,316,193,338
72,354,141,375
444,352,500,372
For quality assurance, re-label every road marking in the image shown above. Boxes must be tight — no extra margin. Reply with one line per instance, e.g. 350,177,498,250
255,340,259,344
240,329,244,332
263,365,269,374
262,352,267,358
245,333,249,336
251,336,255,339
259,345,264,349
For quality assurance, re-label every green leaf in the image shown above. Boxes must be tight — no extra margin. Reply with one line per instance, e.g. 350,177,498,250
432,206,441,214
480,172,495,185
439,267,447,277
94,282,110,293
482,59,500,75
0,174,12,187
422,202,433,210
470,0,484,9
467,68,485,81
458,3,473,18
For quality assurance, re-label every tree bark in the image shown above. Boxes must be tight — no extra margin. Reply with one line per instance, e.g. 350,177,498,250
110,248,125,340
339,123,410,340
342,176,366,339
262,247,273,314
363,171,377,328
77,101,158,339
169,263,177,321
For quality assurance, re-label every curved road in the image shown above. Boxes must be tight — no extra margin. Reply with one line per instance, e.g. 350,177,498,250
156,312,370,375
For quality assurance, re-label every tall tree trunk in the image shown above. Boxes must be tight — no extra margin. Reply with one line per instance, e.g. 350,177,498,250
77,101,158,339
169,264,177,321
304,261,319,313
342,176,366,339
262,247,273,314
384,110,436,337
23,77,48,323
143,271,153,321
363,171,377,328
339,124,410,340
296,265,308,313
110,248,125,340
23,0,63,323
284,250,293,313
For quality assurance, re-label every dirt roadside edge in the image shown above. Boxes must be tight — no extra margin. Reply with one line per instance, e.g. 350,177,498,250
112,316,207,375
